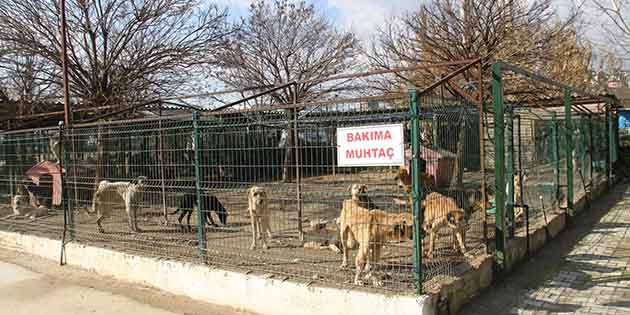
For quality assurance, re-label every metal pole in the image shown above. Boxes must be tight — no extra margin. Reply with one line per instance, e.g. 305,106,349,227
409,88,423,294
588,117,594,196
58,122,70,265
478,61,488,253
492,62,506,269
605,105,611,185
293,87,304,242
551,112,560,203
59,0,71,126
192,112,206,260
158,104,168,225
564,88,574,217
506,108,515,238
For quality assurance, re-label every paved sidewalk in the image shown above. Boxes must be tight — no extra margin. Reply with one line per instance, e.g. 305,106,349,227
463,183,630,315
0,250,252,315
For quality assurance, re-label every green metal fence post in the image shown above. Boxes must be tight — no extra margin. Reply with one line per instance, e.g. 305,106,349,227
192,112,207,260
492,62,506,269
564,88,574,217
551,112,560,203
409,88,423,294
506,107,515,238
605,105,611,184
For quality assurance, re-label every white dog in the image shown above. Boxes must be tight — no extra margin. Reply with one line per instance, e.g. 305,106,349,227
248,186,272,249
90,176,147,233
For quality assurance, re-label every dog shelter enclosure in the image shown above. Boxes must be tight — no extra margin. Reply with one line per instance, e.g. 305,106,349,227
0,60,621,300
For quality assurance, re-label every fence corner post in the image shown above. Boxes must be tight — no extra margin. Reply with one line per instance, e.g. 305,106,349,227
192,111,207,261
551,112,560,202
564,87,574,217
492,62,506,270
409,88,423,294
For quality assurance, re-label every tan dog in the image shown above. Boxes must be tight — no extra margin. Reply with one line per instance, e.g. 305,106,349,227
89,176,147,233
348,183,377,209
422,192,467,258
338,200,414,285
513,174,527,220
248,185,272,250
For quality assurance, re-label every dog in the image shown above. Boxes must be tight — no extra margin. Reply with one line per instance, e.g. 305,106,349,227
395,167,436,193
348,184,377,209
248,186,272,249
89,176,147,233
169,192,228,232
511,173,528,221
5,193,48,220
338,200,414,285
422,192,467,258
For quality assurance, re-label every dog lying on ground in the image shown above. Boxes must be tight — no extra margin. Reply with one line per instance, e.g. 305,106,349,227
89,176,147,233
169,192,228,232
422,192,467,258
338,199,414,285
248,186,272,249
348,183,377,209
5,193,48,220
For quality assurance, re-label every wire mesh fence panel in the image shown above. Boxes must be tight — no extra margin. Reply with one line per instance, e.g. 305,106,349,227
0,127,65,237
509,109,564,244
62,117,204,262
193,98,421,292
418,94,487,292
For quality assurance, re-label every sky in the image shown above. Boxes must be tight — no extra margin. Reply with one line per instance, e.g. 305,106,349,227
214,0,420,40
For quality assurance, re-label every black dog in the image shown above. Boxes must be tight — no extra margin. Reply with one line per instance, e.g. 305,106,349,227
170,193,228,232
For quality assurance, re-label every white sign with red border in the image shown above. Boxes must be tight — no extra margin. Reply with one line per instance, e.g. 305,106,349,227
336,123,405,167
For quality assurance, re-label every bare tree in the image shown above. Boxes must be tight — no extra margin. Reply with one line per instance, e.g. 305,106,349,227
215,0,360,181
370,0,592,92
0,0,234,113
592,0,630,54
0,53,59,115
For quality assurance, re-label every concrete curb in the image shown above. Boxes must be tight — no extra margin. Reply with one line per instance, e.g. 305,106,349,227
0,230,434,315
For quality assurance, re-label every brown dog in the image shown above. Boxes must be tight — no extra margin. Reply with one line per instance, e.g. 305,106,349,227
348,183,377,209
248,185,272,250
422,192,467,258
395,167,435,193
338,200,414,285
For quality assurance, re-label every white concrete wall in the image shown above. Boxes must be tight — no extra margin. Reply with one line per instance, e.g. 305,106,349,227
0,231,434,315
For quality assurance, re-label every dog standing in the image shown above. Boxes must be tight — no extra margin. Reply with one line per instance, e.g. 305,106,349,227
89,176,147,233
338,200,414,285
512,173,528,221
169,192,228,232
422,192,467,258
248,186,272,249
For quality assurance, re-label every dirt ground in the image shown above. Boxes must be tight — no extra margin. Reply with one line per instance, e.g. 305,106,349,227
0,169,547,293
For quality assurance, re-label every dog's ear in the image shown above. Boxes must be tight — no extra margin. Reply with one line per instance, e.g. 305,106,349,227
346,184,353,192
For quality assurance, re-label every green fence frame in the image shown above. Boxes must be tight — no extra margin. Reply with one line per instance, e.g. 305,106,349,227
490,61,614,271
